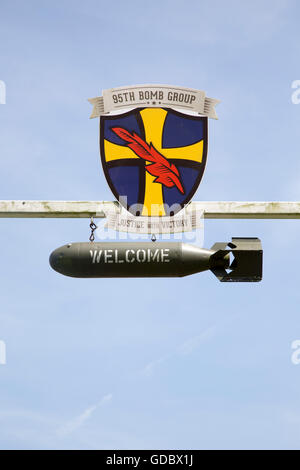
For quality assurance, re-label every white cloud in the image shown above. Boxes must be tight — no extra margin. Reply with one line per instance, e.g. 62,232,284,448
141,325,217,377
57,394,112,437
178,326,217,356
142,354,171,378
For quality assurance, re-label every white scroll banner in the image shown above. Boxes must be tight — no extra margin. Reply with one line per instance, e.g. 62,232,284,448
104,208,204,234
88,84,220,120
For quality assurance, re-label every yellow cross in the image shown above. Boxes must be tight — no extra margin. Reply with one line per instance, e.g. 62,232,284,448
104,108,203,216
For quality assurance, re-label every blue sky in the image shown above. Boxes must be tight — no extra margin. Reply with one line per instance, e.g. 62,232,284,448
1,0,300,450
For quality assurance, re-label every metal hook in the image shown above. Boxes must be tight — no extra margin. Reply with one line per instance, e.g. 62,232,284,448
151,234,156,242
89,216,98,242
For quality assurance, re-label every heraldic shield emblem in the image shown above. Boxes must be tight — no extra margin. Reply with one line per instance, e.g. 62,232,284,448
100,107,208,217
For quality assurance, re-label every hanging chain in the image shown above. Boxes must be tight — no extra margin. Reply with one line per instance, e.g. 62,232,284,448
89,216,98,242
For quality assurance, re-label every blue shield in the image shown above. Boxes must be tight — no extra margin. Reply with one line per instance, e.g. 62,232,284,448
100,107,208,216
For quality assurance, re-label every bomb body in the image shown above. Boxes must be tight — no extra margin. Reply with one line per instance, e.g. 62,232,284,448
50,242,219,278
49,238,262,281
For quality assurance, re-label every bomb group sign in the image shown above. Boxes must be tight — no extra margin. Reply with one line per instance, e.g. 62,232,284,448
50,85,263,282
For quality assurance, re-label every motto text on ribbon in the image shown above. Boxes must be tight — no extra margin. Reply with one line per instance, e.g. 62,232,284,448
104,208,204,234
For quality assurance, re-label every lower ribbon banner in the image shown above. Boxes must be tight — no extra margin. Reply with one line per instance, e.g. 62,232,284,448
104,208,204,234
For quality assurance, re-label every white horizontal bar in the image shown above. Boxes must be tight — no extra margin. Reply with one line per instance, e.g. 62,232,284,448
0,201,116,218
0,201,300,219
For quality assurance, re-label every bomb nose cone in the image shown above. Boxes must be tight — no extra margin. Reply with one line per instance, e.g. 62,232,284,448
49,247,65,274
49,244,78,277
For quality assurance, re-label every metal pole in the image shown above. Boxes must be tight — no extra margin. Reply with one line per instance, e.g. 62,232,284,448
0,201,300,219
